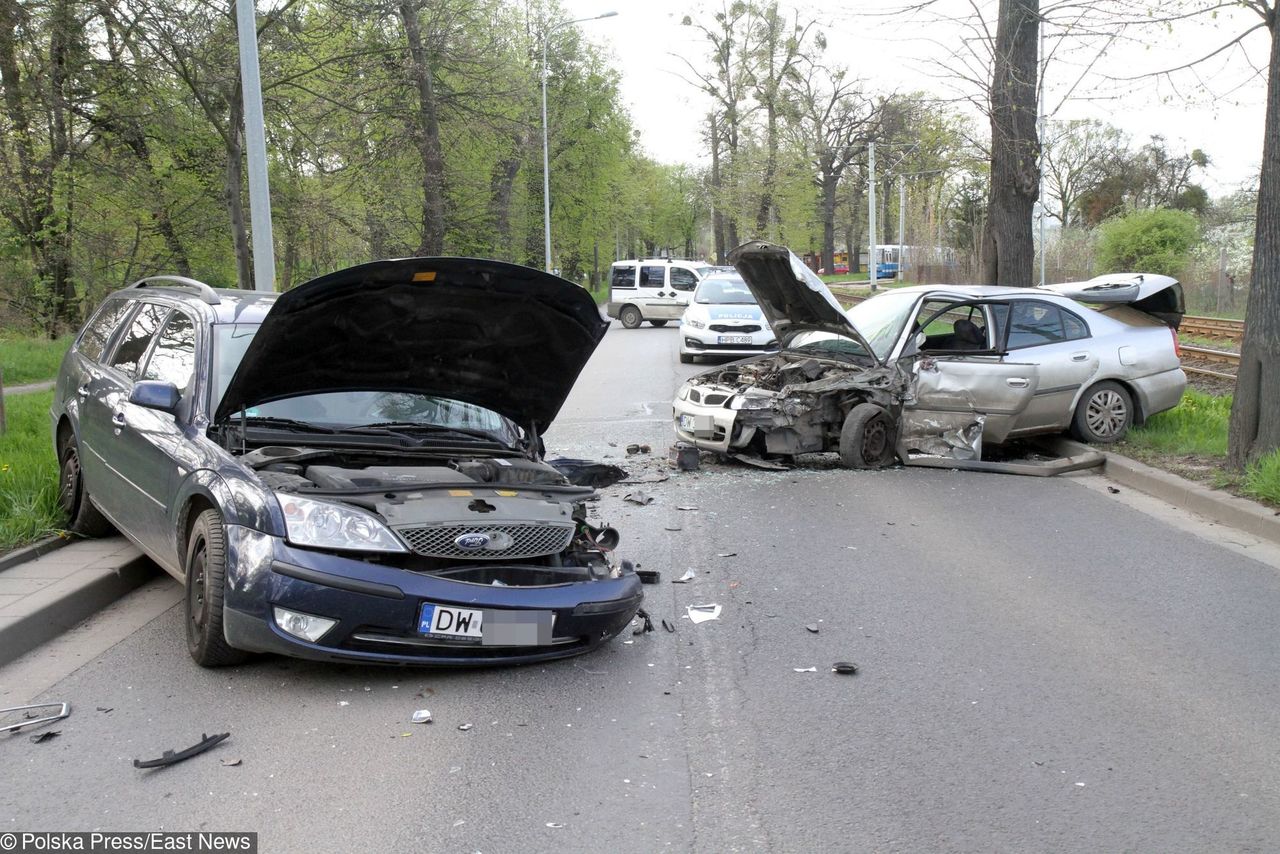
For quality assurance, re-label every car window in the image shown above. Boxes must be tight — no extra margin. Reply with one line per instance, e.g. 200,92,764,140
107,303,169,378
1006,302,1085,349
611,265,635,289
845,290,918,361
670,268,697,291
77,299,133,362
916,299,992,351
141,310,197,391
639,265,665,289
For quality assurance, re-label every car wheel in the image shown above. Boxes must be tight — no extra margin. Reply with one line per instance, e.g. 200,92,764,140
619,305,642,329
185,508,249,667
1071,381,1133,443
839,403,897,469
649,319,669,327
679,352,694,364
57,435,113,537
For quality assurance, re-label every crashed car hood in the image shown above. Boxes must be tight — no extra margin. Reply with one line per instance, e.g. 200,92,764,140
213,257,609,431
729,241,879,362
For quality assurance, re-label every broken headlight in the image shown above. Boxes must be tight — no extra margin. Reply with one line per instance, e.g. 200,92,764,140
729,394,773,411
276,493,407,553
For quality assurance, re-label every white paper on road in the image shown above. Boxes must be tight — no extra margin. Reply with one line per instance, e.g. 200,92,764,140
673,569,696,583
687,604,722,623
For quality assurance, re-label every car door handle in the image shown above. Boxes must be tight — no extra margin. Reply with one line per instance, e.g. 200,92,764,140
77,384,90,398
111,411,126,427
1071,352,1089,361
1006,377,1030,388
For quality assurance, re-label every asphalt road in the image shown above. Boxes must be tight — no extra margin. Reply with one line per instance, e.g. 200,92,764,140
4,321,1280,852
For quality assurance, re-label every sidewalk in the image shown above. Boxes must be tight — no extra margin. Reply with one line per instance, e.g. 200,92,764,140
0,536,156,667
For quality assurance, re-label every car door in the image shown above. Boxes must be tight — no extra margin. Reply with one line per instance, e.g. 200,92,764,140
82,301,170,537
899,299,1040,448
637,264,678,319
668,266,698,316
119,308,202,562
993,300,1098,435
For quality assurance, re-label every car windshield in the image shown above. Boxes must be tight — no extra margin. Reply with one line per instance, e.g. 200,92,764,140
211,323,519,443
846,290,920,361
695,278,757,305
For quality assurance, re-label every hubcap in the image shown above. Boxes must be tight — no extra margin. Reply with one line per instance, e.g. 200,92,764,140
1086,390,1127,438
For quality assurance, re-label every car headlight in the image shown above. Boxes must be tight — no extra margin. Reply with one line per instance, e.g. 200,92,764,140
276,493,406,552
729,394,773,411
686,317,706,329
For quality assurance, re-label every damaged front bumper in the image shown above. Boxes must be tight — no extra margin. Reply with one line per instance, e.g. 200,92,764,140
672,390,747,453
221,526,644,665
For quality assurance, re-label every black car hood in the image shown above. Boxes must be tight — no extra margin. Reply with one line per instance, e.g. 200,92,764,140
213,257,609,432
728,241,880,363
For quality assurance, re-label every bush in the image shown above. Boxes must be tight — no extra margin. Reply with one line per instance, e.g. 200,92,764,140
1095,208,1199,277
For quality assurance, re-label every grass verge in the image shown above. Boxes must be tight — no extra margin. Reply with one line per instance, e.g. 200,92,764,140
0,390,65,552
1119,389,1280,506
1,334,72,386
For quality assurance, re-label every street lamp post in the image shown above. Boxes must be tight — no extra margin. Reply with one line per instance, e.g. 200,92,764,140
542,11,617,274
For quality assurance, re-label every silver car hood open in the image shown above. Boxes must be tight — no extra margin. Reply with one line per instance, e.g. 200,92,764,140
728,241,880,363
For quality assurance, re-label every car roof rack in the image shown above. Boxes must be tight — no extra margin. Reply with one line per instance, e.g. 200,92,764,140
127,275,222,305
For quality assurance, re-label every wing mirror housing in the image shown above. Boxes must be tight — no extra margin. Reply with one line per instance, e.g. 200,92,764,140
129,380,181,414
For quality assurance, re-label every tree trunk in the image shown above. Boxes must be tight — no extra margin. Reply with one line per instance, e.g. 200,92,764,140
710,114,726,264
488,152,521,259
820,170,838,273
982,0,1039,286
224,93,252,290
1228,20,1280,467
399,1,446,255
756,103,777,235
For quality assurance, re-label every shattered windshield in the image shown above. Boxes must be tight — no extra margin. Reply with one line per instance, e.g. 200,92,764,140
787,330,872,360
846,291,919,361
211,323,519,442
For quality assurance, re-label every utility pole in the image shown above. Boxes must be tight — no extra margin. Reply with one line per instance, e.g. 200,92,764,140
235,0,275,291
868,141,877,292
1037,27,1046,288
898,174,906,283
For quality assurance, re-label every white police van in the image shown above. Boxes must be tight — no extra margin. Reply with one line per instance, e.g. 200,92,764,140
606,259,712,328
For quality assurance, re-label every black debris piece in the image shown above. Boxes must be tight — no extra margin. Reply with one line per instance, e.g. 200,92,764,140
805,624,820,634
626,443,642,455
832,662,858,675
133,732,230,769
637,569,662,584
1107,486,1120,494
669,443,700,471
632,608,655,635
661,619,676,633
30,731,60,744
545,457,629,488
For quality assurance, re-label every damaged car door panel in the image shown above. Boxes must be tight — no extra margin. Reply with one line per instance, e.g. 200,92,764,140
52,258,644,668
672,242,1188,470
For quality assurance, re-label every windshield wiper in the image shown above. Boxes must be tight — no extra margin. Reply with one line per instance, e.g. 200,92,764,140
339,421,504,443
235,416,336,433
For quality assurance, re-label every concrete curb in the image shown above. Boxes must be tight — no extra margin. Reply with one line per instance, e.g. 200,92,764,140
1103,451,1280,548
0,534,73,572
0,551,158,668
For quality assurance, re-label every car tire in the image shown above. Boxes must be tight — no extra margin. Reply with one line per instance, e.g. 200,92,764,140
649,319,669,327
57,435,114,537
619,305,642,329
839,403,897,469
1071,381,1133,443
185,508,249,667
679,352,694,363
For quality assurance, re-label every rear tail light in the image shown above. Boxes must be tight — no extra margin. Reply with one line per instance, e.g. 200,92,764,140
1170,326,1181,359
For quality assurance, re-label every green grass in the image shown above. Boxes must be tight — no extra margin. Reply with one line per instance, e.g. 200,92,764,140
0,390,65,551
1122,389,1231,457
1244,450,1280,505
0,334,73,386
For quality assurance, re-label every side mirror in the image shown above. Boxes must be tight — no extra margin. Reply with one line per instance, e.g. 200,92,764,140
129,380,181,414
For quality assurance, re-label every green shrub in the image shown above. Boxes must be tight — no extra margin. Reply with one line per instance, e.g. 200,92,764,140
1124,389,1230,456
1095,208,1199,277
0,391,65,551
1244,451,1280,505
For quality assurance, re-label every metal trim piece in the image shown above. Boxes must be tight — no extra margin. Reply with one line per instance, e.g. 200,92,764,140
0,702,70,734
272,560,405,600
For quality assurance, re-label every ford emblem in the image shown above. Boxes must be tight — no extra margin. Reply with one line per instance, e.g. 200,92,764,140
455,533,491,551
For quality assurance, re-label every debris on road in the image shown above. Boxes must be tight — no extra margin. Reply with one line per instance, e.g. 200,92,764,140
0,702,70,735
717,552,737,558
805,624,820,634
1107,486,1120,494
220,758,243,767
412,709,433,724
662,619,676,633
673,569,697,583
133,732,230,769
546,822,566,829
669,443,700,471
832,662,859,674
632,608,655,635
546,458,628,488
625,443,651,455
793,667,818,673
727,452,789,471
624,491,655,505
457,723,473,732
687,604,722,624
29,731,60,744
637,569,662,584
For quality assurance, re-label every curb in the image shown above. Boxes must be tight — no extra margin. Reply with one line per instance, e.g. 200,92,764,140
0,534,73,572
1102,451,1280,548
0,552,158,668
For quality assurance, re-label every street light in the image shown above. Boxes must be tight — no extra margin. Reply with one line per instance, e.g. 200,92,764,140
542,11,617,273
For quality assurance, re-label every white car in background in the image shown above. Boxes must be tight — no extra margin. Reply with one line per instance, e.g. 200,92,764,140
679,272,778,364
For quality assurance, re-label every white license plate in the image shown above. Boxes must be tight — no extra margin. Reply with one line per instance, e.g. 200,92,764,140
718,335,752,345
418,603,483,639
679,414,697,431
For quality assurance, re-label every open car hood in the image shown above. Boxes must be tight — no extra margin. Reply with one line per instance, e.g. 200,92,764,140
729,241,880,362
1045,273,1184,328
213,257,609,432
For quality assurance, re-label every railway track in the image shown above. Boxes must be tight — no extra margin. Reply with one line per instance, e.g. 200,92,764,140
1182,315,1245,341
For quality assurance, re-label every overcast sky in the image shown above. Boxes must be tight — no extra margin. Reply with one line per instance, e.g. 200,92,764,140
562,0,1268,195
